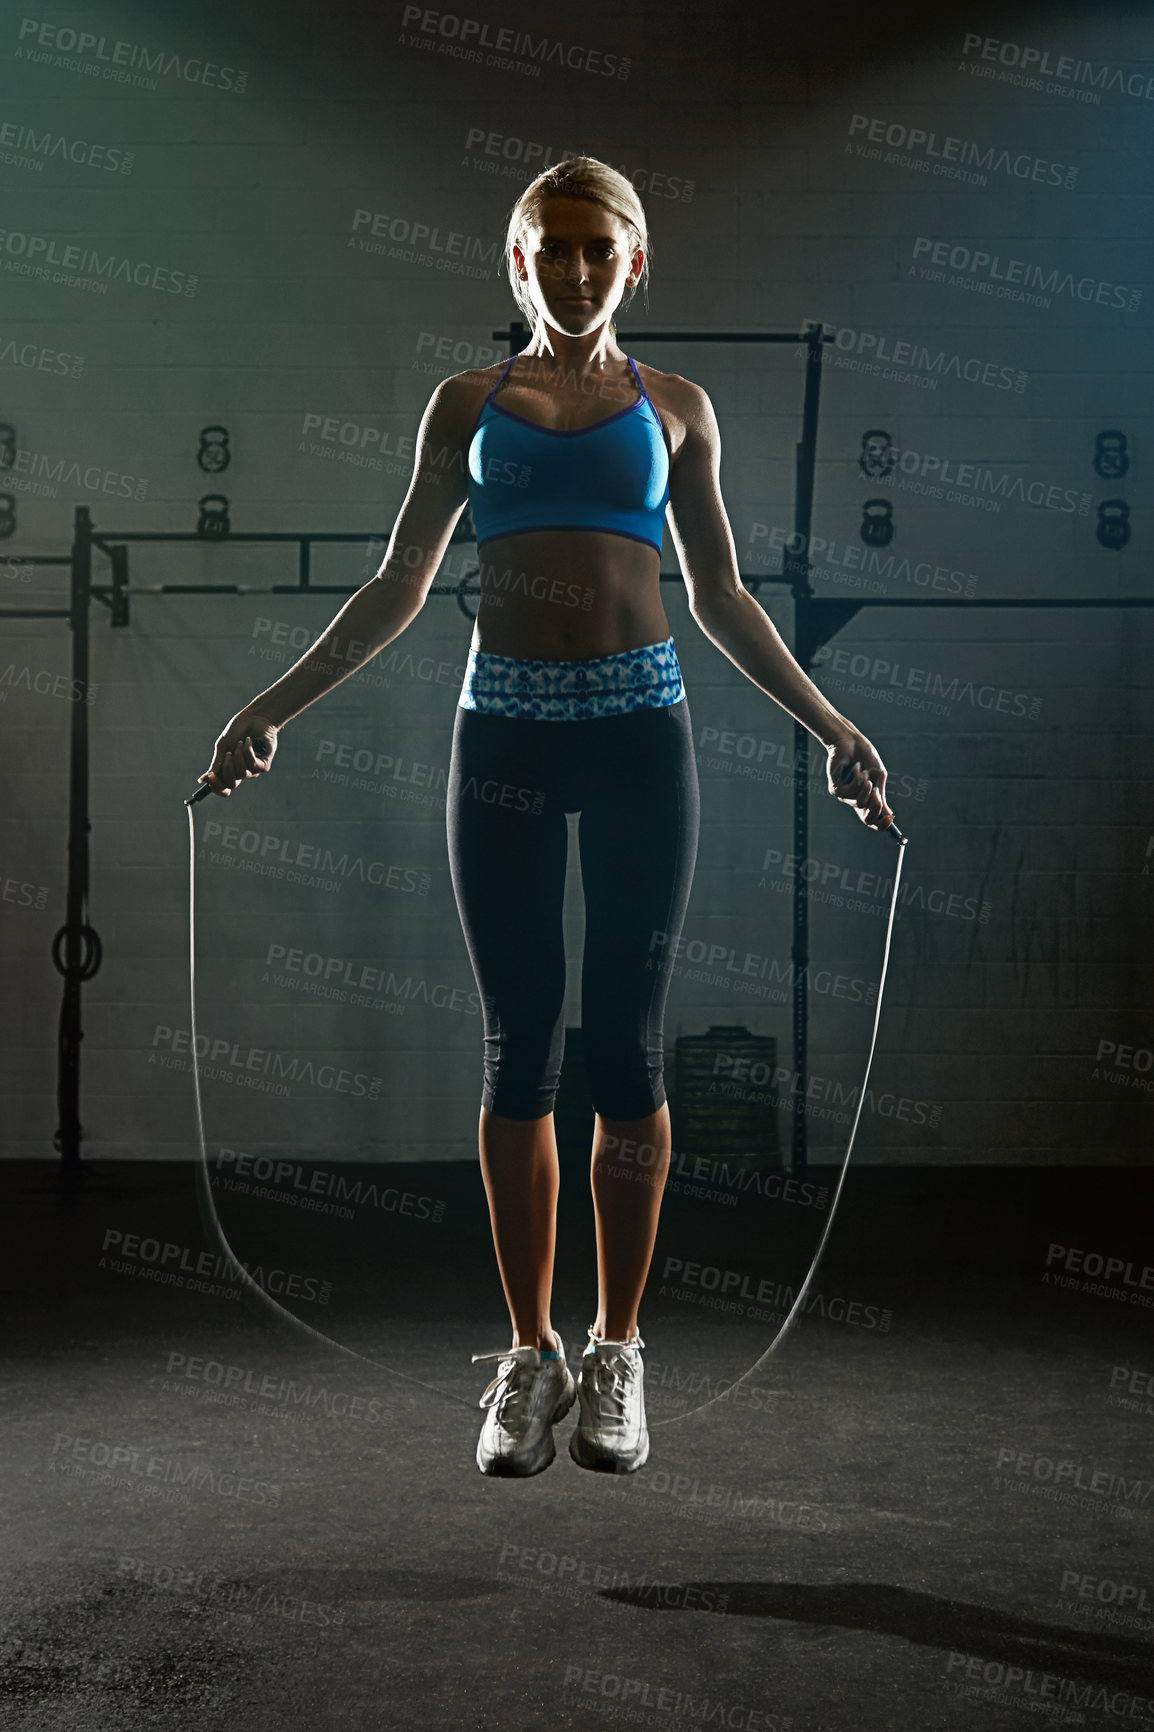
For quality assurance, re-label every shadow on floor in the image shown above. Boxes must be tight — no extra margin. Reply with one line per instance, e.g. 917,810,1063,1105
597,1580,1154,1692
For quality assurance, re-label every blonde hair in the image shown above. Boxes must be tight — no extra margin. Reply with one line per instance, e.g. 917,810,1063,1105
502,155,651,339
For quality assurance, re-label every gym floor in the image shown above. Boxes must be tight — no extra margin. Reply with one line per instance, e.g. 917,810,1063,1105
4,1160,1152,1731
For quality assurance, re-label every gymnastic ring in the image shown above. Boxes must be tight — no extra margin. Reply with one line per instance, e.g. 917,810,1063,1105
51,922,103,981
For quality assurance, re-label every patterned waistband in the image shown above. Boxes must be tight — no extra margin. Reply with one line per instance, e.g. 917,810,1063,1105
458,636,686,722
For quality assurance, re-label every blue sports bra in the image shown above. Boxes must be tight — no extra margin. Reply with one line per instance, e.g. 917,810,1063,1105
466,354,670,555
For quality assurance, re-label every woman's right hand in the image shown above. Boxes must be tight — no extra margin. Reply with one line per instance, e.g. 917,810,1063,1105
824,722,894,831
198,710,280,798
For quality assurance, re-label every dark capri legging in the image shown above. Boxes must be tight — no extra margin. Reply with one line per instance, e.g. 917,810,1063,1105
446,700,701,1121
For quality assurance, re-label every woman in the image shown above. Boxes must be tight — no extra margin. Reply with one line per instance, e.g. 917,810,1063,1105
199,156,894,1483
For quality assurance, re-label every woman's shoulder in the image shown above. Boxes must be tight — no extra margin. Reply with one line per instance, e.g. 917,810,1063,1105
421,363,509,438
633,359,709,413
631,360,711,450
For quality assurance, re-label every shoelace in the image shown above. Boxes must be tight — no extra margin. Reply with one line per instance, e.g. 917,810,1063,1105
591,1357,630,1421
585,1331,645,1425
471,1347,550,1421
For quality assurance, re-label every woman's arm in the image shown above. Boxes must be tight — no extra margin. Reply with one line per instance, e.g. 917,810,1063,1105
665,380,893,830
199,377,471,796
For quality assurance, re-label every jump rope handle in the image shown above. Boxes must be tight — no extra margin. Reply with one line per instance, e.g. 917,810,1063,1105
839,760,905,843
185,745,905,831
184,735,271,807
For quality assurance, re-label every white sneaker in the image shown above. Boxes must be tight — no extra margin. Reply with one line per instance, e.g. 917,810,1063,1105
569,1327,650,1474
471,1332,576,1477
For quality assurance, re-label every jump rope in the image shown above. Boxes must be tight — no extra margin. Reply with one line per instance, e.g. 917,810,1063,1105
184,749,908,1427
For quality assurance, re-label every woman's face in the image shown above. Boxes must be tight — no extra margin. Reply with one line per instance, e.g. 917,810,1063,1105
514,196,642,338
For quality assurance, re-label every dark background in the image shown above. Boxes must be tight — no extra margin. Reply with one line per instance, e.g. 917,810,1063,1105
2,1,1151,1727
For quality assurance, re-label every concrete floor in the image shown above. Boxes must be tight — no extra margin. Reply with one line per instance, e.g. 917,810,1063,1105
3,1161,1153,1731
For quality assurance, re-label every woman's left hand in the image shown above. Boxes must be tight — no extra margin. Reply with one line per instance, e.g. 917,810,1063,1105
825,725,894,832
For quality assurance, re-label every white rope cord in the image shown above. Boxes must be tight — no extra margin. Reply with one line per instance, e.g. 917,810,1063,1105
651,831,909,1426
187,802,907,1428
185,803,477,1410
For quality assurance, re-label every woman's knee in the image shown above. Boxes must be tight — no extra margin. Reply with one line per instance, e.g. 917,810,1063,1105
482,1081,560,1120
483,1061,563,1117
583,1036,667,1121
481,1012,566,1119
590,1078,668,1120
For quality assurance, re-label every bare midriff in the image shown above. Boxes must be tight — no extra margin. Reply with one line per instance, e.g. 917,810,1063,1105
469,530,671,662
